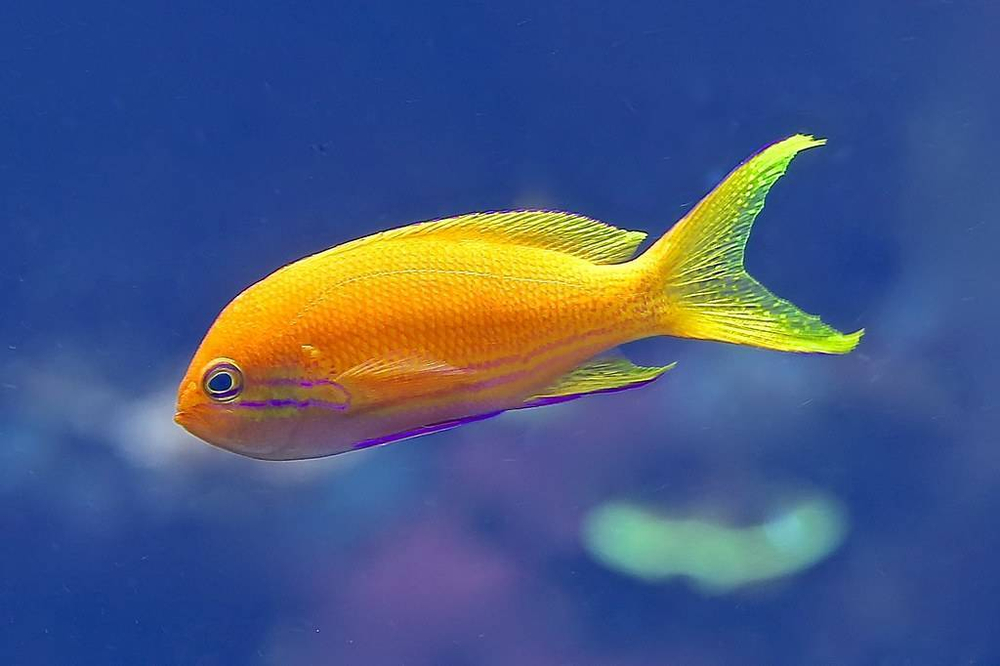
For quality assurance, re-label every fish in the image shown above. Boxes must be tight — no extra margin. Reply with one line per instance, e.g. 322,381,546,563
175,134,863,460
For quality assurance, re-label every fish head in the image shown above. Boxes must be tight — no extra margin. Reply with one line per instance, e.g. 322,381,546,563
175,356,264,458
175,288,351,460
174,355,302,460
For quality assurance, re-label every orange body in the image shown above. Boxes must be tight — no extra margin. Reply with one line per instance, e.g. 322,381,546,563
178,226,653,459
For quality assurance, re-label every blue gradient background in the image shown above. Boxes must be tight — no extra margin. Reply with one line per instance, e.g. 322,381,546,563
2,2,997,664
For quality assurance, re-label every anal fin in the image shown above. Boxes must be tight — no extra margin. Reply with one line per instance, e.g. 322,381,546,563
522,354,674,408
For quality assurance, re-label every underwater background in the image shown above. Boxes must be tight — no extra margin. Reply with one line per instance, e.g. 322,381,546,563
2,1,997,664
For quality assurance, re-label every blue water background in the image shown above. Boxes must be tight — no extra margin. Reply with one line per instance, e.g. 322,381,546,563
2,2,997,664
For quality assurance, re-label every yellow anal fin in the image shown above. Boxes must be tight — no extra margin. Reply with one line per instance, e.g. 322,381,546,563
337,210,648,265
523,355,674,408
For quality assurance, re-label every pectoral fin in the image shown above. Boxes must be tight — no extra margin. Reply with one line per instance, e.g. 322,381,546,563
336,355,470,405
522,354,674,408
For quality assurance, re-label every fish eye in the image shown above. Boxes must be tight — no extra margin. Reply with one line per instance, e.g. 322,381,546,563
202,359,243,402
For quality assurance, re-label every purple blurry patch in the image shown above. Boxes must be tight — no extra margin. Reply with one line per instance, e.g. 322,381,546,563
352,410,506,451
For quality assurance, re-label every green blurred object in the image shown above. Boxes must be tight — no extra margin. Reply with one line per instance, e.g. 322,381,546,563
582,496,848,594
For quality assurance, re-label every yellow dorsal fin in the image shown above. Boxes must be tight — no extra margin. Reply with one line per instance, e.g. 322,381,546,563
523,353,675,408
343,210,648,265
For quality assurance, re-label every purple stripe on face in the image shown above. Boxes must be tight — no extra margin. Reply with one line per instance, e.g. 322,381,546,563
234,398,348,411
519,376,660,409
352,410,505,450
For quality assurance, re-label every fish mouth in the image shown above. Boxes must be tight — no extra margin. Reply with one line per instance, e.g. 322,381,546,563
173,407,205,439
174,408,197,431
171,406,278,460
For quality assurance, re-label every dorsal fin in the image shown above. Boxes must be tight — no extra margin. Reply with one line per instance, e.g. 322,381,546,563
522,353,675,408
339,210,647,265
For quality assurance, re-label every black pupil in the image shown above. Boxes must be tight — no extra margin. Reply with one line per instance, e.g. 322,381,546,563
208,371,234,393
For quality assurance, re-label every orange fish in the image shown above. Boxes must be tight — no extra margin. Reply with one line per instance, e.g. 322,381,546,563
175,135,862,460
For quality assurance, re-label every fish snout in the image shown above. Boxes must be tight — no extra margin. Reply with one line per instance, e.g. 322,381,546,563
174,379,206,433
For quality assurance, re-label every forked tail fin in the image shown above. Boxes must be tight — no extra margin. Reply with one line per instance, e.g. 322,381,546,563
639,134,863,354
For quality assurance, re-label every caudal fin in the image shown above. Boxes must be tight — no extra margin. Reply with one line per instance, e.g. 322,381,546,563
640,134,863,354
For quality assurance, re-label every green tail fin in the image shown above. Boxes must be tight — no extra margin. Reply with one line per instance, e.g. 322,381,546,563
641,134,863,354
